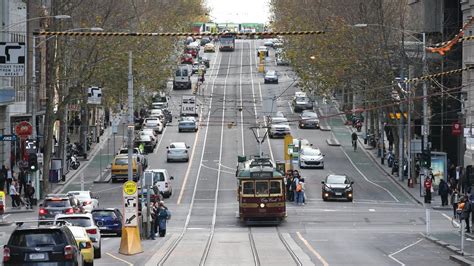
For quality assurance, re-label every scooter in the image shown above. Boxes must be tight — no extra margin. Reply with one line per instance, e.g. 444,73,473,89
69,154,80,170
391,159,399,175
387,151,395,167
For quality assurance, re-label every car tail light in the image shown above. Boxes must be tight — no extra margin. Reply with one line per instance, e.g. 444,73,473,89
39,208,48,215
64,245,74,260
65,208,74,214
86,228,97,235
3,246,10,262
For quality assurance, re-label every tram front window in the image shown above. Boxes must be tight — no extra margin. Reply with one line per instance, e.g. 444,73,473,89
243,181,255,196
256,181,269,196
270,180,282,194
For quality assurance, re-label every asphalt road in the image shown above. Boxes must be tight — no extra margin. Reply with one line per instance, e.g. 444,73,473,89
0,40,461,266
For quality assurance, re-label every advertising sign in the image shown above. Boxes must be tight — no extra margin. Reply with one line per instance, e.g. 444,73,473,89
123,181,138,227
430,152,447,188
452,122,462,136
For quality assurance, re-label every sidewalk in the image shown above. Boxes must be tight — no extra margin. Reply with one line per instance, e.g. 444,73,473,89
1,115,124,214
328,97,474,265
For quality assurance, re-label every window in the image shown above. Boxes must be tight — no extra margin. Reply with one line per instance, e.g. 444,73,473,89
270,180,282,195
242,181,255,196
10,230,65,247
114,158,128,165
154,172,165,182
57,217,92,227
255,181,269,196
44,199,70,207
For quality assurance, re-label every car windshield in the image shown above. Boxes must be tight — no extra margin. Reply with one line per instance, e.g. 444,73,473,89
57,217,92,227
266,71,276,76
302,148,321,156
145,119,159,124
92,211,117,219
296,97,309,102
302,112,317,118
9,230,65,247
180,121,195,125
44,199,70,207
327,175,348,184
144,171,165,183
272,118,288,124
114,158,128,165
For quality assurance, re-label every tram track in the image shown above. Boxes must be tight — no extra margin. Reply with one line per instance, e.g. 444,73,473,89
248,227,261,266
158,44,230,266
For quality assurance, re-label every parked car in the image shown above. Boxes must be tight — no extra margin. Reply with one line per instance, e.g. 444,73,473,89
142,169,174,198
178,116,198,132
299,110,320,129
293,92,313,112
135,133,157,153
118,147,148,168
269,117,291,138
143,117,163,134
173,64,192,90
264,70,279,84
321,174,354,202
263,40,274,47
276,55,289,66
204,43,216,52
166,142,190,162
39,194,83,224
299,146,325,169
67,226,94,265
55,213,102,258
180,53,194,64
111,155,143,182
66,191,99,213
4,222,83,266
91,208,123,236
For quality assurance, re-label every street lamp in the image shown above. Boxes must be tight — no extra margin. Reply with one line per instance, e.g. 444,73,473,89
1,15,71,32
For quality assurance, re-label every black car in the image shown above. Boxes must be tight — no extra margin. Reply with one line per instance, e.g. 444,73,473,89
4,222,83,266
91,208,123,236
299,111,320,129
39,194,83,224
321,175,354,202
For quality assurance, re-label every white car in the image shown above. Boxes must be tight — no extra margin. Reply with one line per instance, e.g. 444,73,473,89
143,169,174,198
269,117,291,138
299,147,325,169
55,213,102,258
143,117,163,134
166,142,190,162
67,191,99,213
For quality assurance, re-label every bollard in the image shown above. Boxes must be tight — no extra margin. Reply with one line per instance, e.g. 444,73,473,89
425,208,431,235
461,219,465,255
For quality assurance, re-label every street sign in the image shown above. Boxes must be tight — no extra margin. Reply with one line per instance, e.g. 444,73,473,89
87,86,102,105
15,121,32,139
0,42,25,77
181,95,196,116
123,181,138,227
0,134,16,141
452,122,462,136
112,122,118,134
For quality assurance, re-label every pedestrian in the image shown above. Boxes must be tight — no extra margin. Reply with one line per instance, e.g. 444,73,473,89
295,180,305,206
152,202,159,238
17,169,27,195
0,164,6,192
157,201,170,237
9,180,20,208
452,188,460,218
5,165,13,194
300,177,306,204
424,176,432,204
285,170,293,201
25,181,35,209
438,179,449,206
461,196,472,233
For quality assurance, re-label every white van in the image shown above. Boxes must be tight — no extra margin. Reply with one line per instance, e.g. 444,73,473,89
142,169,174,198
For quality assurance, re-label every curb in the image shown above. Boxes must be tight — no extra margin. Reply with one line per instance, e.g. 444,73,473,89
4,209,35,215
326,138,341,146
450,255,474,266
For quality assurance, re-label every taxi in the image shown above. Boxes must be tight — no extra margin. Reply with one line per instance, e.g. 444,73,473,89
68,225,94,265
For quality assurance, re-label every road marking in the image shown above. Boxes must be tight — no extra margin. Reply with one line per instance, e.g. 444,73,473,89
337,140,400,202
288,102,294,114
239,39,245,155
153,126,167,154
176,97,204,205
441,212,460,227
200,163,235,175
93,185,122,193
369,209,376,212
388,238,423,266
106,252,134,266
3,214,10,219
296,232,329,266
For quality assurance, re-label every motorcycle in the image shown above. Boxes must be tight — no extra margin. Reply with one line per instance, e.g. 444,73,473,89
68,154,80,170
387,151,395,167
391,159,399,175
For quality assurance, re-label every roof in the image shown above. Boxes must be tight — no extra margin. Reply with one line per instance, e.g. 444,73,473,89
67,226,90,240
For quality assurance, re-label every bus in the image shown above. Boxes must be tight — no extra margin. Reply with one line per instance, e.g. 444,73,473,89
236,156,286,224
219,33,236,51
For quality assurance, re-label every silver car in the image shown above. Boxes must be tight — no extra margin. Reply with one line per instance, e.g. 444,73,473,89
166,142,190,162
299,147,325,169
264,70,278,84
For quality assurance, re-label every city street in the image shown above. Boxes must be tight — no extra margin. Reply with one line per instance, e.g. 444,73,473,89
0,39,463,265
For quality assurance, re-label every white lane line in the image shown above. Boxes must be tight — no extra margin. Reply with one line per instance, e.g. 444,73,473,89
441,212,460,227
176,46,222,205
3,214,10,219
369,209,376,212
388,238,423,266
200,164,235,175
296,232,329,266
288,102,294,114
153,126,167,154
337,138,400,202
106,252,134,266
218,163,236,171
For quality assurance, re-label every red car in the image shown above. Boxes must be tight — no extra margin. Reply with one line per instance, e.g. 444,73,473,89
181,53,193,64
185,47,198,58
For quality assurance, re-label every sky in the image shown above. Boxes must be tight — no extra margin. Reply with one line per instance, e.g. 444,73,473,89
205,0,271,23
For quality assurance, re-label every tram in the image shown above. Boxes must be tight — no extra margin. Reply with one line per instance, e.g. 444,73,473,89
236,156,286,224
219,32,236,51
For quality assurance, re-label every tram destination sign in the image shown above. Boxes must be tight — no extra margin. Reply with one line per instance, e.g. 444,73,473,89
0,134,17,141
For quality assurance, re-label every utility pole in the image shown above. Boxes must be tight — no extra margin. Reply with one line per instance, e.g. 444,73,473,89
127,51,134,181
422,33,428,154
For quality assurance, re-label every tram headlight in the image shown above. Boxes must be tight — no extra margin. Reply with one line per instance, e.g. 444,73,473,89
260,203,265,208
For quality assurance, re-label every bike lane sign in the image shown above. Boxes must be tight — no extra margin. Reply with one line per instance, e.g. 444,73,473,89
123,181,138,227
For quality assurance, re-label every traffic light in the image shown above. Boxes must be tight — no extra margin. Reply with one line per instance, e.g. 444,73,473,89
421,150,431,168
28,153,38,171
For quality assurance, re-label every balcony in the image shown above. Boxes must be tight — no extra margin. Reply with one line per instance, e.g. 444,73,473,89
0,87,15,105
